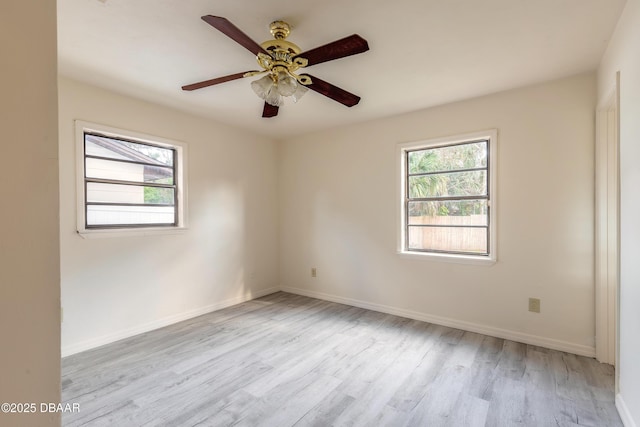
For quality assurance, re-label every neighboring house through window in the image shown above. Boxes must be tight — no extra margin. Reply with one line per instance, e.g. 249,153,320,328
398,130,497,263
76,121,187,235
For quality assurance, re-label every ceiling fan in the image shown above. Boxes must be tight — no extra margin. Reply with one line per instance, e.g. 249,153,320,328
181,16,370,118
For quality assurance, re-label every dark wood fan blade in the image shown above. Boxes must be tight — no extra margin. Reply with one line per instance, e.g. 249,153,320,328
262,102,279,118
182,71,256,91
302,74,361,107
201,16,269,56
293,34,369,67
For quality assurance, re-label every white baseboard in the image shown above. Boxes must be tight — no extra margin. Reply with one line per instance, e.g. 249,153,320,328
617,394,638,427
61,287,280,357
281,286,596,358
62,285,597,359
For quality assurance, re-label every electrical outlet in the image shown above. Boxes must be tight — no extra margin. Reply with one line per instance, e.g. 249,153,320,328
528,298,541,313
311,267,317,278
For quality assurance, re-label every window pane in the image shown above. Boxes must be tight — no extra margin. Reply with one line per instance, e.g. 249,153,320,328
85,134,174,167
408,226,487,254
408,170,487,198
408,200,488,225
86,158,174,184
87,182,175,205
408,141,486,174
87,205,175,226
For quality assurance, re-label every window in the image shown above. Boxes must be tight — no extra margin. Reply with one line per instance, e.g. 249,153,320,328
398,130,496,262
76,121,187,235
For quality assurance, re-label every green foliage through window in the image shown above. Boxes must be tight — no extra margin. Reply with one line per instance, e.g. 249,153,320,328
407,141,487,217
403,136,492,255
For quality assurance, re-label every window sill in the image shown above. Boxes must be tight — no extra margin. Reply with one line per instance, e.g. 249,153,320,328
397,250,496,266
77,226,188,239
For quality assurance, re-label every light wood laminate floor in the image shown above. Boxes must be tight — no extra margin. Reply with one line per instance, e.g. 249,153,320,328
62,292,621,426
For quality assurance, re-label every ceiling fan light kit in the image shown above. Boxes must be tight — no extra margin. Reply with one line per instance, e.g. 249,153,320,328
250,69,308,107
181,15,369,118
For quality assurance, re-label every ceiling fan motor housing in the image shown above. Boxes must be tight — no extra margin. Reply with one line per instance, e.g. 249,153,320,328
258,21,309,85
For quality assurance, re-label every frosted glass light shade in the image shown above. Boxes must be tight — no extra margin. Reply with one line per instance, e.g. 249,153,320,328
252,74,283,106
251,72,306,106
276,71,297,96
251,75,273,99
292,84,308,103
264,85,283,106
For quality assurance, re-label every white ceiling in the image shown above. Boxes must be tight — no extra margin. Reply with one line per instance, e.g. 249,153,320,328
57,0,625,139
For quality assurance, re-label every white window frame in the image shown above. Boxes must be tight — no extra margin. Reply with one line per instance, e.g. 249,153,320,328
397,129,497,265
75,121,188,238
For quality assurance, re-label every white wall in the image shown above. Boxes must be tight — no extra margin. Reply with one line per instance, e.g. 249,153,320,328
598,0,640,424
279,73,597,356
59,77,279,355
0,2,61,426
